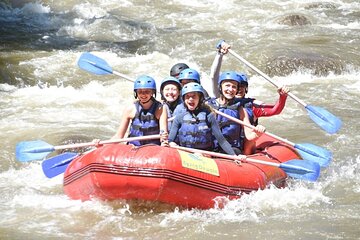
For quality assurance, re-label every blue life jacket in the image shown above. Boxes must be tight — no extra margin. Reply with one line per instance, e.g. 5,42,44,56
208,98,243,148
237,98,257,149
172,102,186,116
241,98,257,126
177,109,213,150
128,99,161,146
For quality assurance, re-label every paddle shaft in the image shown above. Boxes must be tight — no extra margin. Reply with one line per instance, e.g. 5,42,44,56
113,70,135,83
172,145,281,168
79,52,162,94
53,134,160,151
112,69,162,95
228,49,307,107
213,109,294,146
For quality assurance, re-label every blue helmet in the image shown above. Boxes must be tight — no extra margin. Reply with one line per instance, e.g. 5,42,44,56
134,75,156,91
160,76,182,92
181,82,204,98
178,68,200,84
134,75,156,98
218,71,248,86
238,72,248,85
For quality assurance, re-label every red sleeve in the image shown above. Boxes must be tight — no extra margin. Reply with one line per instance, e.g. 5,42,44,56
253,94,288,118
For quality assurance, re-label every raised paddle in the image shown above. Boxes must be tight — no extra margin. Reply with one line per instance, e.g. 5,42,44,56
16,134,161,162
213,109,332,167
77,52,135,83
227,48,342,134
171,145,320,182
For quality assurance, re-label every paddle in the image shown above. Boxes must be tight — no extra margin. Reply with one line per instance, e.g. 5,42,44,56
41,134,161,178
16,134,160,162
42,152,79,178
227,49,342,134
213,109,332,167
77,52,164,96
77,52,135,83
171,145,320,182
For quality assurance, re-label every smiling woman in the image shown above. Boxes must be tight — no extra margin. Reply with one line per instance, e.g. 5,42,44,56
207,71,266,155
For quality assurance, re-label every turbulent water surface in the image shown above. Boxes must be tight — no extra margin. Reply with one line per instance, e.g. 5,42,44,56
1,0,359,239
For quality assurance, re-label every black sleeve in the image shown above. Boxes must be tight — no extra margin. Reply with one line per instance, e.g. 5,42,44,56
208,112,236,155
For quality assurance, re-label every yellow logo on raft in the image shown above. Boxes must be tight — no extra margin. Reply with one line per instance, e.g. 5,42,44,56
179,151,219,176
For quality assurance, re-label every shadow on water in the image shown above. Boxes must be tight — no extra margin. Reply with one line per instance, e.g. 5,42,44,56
0,2,157,86
0,4,153,52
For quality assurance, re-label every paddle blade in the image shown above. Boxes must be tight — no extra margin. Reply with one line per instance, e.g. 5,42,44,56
42,152,78,178
294,143,332,167
280,160,320,182
16,140,55,162
78,52,113,75
306,105,342,134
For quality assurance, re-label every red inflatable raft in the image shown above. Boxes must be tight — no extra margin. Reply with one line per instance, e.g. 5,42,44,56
63,135,300,209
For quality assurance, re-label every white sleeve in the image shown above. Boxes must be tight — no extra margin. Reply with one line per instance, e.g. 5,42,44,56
209,52,223,98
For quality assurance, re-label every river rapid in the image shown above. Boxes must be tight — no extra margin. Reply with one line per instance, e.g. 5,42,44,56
0,0,359,239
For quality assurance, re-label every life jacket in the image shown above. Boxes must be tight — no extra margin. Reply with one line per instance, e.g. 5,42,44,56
177,109,213,150
128,99,161,146
239,97,257,126
237,98,257,148
208,98,243,148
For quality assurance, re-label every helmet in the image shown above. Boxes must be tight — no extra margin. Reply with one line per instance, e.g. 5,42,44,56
218,71,249,96
170,63,189,77
134,75,156,91
238,72,248,85
218,71,248,86
178,68,200,84
181,82,204,98
160,76,182,92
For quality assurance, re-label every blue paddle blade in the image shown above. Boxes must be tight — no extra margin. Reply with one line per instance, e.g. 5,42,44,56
279,159,320,182
42,152,79,178
16,140,55,162
78,52,113,75
306,105,342,134
294,143,332,167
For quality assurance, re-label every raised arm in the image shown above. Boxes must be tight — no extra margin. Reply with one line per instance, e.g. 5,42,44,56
210,52,223,98
209,40,231,98
252,85,289,118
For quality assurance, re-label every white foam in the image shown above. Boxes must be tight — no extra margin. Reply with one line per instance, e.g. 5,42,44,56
159,183,329,226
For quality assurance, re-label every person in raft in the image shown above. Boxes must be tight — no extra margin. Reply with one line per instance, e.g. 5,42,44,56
207,71,266,155
112,75,168,146
167,82,239,156
160,76,182,129
210,39,289,126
